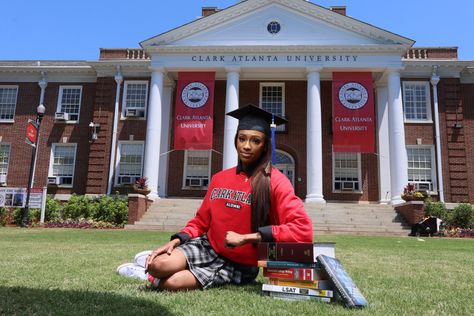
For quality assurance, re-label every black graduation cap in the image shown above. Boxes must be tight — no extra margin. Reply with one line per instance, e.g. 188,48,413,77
226,104,287,136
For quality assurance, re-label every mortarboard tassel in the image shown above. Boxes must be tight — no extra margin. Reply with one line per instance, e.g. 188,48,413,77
271,114,277,164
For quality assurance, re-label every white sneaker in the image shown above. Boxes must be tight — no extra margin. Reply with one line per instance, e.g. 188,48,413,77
134,250,152,268
116,263,148,281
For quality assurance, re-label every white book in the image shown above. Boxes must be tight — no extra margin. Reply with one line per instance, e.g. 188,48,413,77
266,291,332,303
262,283,334,298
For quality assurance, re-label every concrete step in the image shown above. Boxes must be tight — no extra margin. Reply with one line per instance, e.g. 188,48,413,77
126,199,412,236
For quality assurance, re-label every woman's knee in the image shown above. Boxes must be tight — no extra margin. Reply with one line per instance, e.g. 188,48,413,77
147,252,186,278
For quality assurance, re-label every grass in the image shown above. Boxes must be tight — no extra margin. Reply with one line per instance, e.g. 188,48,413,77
1,228,473,316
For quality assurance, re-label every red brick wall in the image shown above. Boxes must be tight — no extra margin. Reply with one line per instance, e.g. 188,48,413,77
438,78,469,202
461,83,474,202
1,82,95,195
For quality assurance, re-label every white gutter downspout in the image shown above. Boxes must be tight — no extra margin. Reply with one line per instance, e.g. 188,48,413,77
107,67,123,195
430,65,444,202
32,72,48,187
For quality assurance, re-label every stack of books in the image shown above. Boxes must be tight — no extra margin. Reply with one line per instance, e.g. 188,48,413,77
258,242,368,308
257,242,336,303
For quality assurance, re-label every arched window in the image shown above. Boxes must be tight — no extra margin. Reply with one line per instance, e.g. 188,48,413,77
274,150,295,187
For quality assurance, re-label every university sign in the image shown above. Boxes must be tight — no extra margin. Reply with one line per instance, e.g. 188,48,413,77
191,54,359,63
154,53,402,68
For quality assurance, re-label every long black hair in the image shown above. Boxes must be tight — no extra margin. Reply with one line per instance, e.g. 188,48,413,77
234,133,273,233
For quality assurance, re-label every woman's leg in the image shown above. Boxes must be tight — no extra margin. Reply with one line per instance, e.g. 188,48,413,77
147,248,201,291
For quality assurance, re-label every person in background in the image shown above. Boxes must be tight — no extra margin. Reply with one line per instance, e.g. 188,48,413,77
118,104,313,290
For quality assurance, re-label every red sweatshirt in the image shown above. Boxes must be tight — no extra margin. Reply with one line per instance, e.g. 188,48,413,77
179,167,313,266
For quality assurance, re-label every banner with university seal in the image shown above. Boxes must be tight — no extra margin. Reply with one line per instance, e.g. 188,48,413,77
174,72,215,150
332,72,375,153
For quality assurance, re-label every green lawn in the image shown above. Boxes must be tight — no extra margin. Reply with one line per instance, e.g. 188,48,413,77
1,228,473,316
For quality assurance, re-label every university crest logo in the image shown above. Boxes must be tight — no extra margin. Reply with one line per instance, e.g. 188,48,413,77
338,82,368,110
181,82,209,109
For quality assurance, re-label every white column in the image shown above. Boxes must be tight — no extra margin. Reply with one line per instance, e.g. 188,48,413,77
107,67,122,195
223,67,240,170
143,67,165,199
431,66,444,202
387,69,408,204
376,84,391,203
158,81,174,197
305,68,325,204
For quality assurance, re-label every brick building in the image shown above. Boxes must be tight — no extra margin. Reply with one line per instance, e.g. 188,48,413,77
0,0,473,204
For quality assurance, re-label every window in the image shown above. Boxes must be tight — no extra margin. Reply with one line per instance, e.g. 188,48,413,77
50,144,77,186
274,150,295,186
183,150,211,188
402,81,432,121
407,146,436,191
116,142,144,185
260,83,285,131
0,143,11,183
56,86,82,121
333,152,361,192
122,81,148,118
0,86,18,122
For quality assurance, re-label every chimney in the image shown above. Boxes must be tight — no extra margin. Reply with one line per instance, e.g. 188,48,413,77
202,7,219,17
330,6,346,16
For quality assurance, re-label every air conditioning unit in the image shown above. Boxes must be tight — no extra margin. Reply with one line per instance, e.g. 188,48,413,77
55,112,70,121
125,108,144,118
188,178,203,187
0,174,6,184
48,176,60,185
341,182,356,191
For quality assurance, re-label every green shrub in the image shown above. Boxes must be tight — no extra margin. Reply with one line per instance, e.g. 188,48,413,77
0,207,7,226
424,200,448,222
90,194,128,226
45,195,62,222
62,194,93,220
12,208,23,226
449,203,473,229
29,208,41,223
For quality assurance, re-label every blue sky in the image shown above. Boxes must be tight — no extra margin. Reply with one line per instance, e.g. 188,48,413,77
1,0,473,60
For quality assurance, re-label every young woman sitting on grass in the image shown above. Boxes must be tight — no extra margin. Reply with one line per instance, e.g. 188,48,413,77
118,105,313,291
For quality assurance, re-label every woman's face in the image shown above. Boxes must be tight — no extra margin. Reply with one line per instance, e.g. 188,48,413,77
236,130,266,169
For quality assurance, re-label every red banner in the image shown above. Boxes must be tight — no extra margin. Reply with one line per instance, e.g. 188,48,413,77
25,119,38,147
332,72,375,153
174,72,215,150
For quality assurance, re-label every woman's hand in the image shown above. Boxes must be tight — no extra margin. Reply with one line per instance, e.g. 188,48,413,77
145,238,180,271
225,231,246,248
225,231,262,248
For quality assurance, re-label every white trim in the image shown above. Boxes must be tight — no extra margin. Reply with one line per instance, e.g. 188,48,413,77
406,145,437,193
49,143,77,188
140,0,414,48
0,142,11,182
56,85,83,123
259,82,285,131
402,81,432,122
182,150,212,190
115,141,145,186
332,152,362,194
274,149,295,186
121,80,149,119
0,85,19,123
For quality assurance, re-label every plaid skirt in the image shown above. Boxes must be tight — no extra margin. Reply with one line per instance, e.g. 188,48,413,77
177,234,259,289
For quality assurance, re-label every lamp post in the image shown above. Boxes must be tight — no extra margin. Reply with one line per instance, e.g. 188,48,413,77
21,103,46,227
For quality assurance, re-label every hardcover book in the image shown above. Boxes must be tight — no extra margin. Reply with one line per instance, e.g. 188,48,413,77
258,260,320,269
316,254,368,308
262,284,334,298
263,267,325,281
266,291,332,303
268,278,333,290
258,242,336,262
